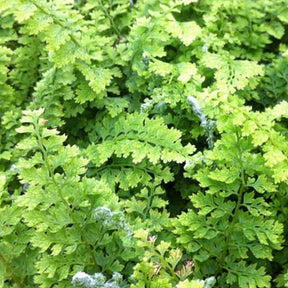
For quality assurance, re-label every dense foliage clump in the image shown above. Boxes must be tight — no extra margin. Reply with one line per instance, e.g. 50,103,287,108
1,0,288,287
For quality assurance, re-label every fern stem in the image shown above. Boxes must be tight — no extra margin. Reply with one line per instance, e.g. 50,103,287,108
143,188,154,220
98,0,121,37
230,130,247,222
218,129,247,272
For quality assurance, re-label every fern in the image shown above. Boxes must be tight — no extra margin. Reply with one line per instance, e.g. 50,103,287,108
85,113,194,198
14,109,135,287
1,0,288,287
174,95,288,286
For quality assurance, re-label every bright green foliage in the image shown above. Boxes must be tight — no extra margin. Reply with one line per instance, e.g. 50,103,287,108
13,109,134,287
86,113,194,166
201,52,264,93
1,0,288,287
174,93,288,286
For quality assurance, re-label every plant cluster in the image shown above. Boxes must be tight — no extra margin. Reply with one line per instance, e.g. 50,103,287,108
1,0,288,287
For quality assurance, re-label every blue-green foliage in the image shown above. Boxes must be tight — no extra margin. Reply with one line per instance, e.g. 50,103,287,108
1,0,288,287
